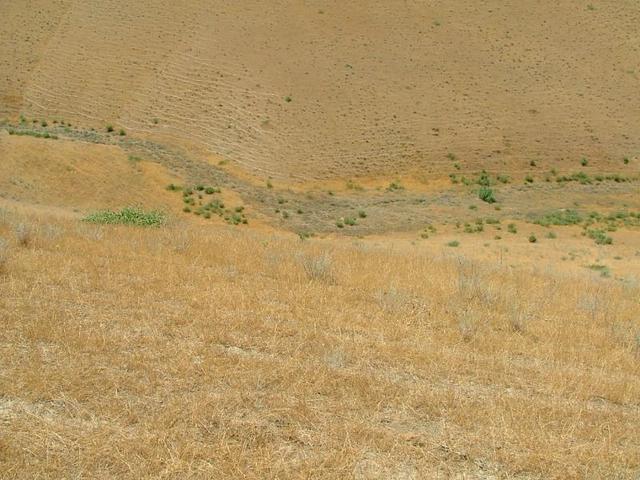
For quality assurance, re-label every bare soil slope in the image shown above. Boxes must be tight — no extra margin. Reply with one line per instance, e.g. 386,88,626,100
2,1,639,182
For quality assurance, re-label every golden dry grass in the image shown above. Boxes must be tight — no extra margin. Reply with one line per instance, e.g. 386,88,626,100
1,209,639,479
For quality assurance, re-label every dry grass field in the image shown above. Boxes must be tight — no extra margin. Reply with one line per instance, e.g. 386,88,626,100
1,210,639,479
1,1,640,478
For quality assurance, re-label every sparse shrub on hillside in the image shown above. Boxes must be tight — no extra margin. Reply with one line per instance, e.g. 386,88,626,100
623,157,629,165
586,229,613,245
83,207,165,227
6,128,58,140
358,210,367,218
386,180,404,192
447,153,456,161
497,174,510,184
284,96,292,103
528,234,537,243
40,120,48,127
266,179,273,189
344,217,357,226
478,186,496,203
525,175,534,184
106,125,114,133
507,223,518,234
447,240,460,247
15,223,32,247
119,129,126,136
300,252,333,282
477,172,491,187
346,179,364,191
587,264,610,277
532,210,582,226
581,157,589,167
0,239,8,273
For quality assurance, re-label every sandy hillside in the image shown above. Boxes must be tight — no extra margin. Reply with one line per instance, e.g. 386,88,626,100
1,1,639,182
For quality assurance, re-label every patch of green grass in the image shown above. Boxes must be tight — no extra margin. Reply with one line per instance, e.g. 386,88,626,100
507,223,518,234
586,229,613,245
6,128,58,140
447,240,460,247
528,234,537,243
532,210,583,227
586,264,610,277
478,186,496,203
83,207,165,227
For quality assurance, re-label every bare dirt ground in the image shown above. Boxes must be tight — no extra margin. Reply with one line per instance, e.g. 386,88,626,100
1,1,640,478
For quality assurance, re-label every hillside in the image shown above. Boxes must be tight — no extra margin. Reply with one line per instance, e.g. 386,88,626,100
2,1,639,182
1,2,640,478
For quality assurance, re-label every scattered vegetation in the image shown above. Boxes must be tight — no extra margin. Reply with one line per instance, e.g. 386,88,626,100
447,240,460,247
386,180,404,192
6,127,58,140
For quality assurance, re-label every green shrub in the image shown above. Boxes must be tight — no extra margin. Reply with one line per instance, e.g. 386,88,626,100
528,235,537,243
586,229,612,245
447,240,460,247
581,157,588,166
83,207,165,227
532,210,582,226
478,186,496,203
507,223,517,234
358,210,367,218
106,125,114,133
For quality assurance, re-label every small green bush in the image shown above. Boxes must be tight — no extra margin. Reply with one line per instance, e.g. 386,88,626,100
83,207,165,227
478,186,496,203
528,235,537,243
447,240,460,247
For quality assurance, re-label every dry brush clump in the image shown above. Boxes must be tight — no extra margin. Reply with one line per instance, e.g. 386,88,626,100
0,212,639,479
